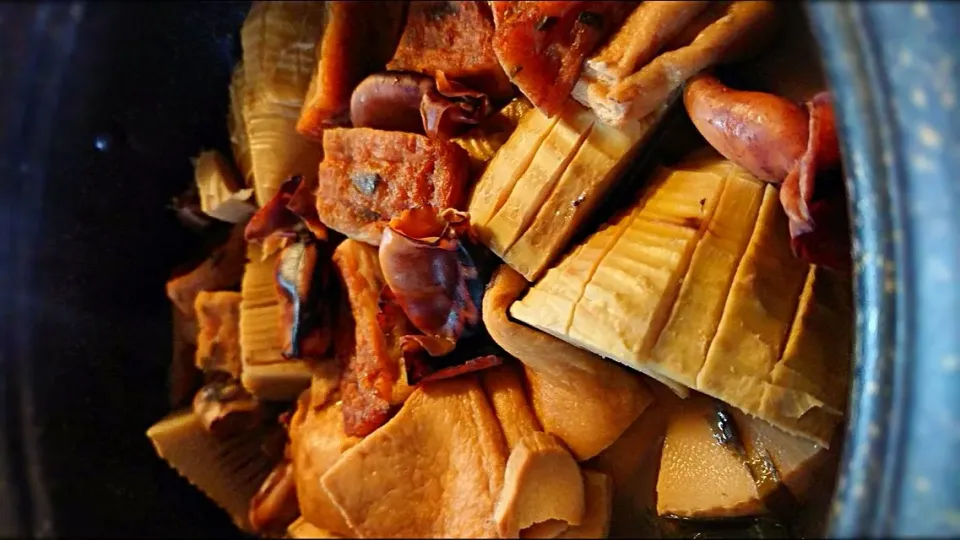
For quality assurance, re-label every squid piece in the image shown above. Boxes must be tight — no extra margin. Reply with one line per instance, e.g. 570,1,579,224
379,208,482,357
683,74,849,271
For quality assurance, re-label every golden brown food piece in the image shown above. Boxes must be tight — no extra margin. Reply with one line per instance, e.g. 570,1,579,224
495,431,586,538
288,517,342,539
194,150,256,224
289,395,358,536
298,1,408,137
558,470,613,539
241,1,326,206
166,223,247,317
656,393,827,518
248,460,300,536
573,1,777,126
502,105,668,281
315,128,470,245
512,158,850,446
511,161,728,396
239,243,313,401
170,305,201,409
452,97,533,173
647,158,764,389
388,1,512,98
192,379,263,439
583,1,712,84
491,1,638,117
332,239,414,437
228,63,253,187
147,410,280,533
480,362,542,451
321,376,508,538
657,395,763,518
483,265,653,461
194,291,243,378
755,265,852,445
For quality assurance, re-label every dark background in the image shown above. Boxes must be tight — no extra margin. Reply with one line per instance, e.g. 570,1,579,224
1,2,251,536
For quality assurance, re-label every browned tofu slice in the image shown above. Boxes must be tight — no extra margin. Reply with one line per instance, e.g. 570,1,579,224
320,376,508,538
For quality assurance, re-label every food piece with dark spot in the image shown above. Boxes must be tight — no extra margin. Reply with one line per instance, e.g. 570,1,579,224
248,460,301,536
194,291,244,378
491,1,637,116
333,240,415,437
192,379,264,438
315,128,470,245
388,1,512,99
297,1,408,138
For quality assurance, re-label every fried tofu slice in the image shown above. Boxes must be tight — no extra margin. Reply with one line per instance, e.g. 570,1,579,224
480,362,542,451
321,376,508,538
316,128,470,245
194,291,243,378
388,1,512,98
573,1,777,126
289,397,359,537
558,470,614,539
332,240,414,437
483,265,653,461
583,1,712,85
494,431,585,538
297,1,408,137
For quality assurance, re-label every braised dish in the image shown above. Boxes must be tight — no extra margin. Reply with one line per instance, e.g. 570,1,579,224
152,2,851,537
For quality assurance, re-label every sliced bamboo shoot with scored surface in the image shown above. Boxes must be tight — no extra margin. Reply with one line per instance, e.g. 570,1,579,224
512,156,850,445
696,186,808,433
506,105,668,282
452,98,534,173
241,1,324,206
147,410,280,533
228,63,253,186
240,243,312,401
480,101,596,255
468,106,560,228
512,163,727,396
757,266,853,446
648,160,764,388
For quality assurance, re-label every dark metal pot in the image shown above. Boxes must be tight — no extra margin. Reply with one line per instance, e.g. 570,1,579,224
0,1,957,537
